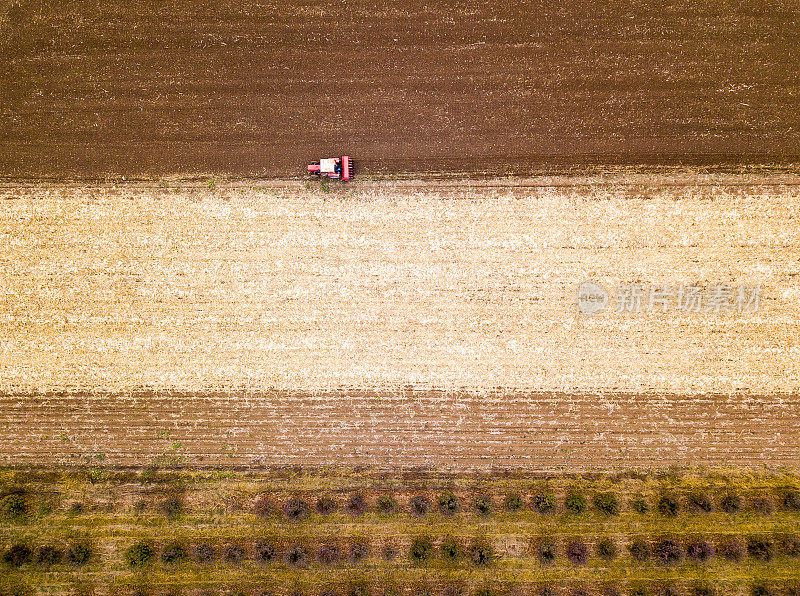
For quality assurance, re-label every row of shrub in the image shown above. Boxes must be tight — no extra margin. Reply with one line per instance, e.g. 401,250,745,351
1,541,91,568
121,584,800,596
249,489,800,521
531,535,797,566
3,489,799,522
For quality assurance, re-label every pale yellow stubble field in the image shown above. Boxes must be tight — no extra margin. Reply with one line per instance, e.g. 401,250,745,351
1,176,799,394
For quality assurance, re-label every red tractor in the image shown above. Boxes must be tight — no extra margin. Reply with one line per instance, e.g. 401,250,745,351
307,155,353,181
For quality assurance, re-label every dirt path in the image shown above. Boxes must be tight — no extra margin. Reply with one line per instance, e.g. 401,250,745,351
2,0,799,177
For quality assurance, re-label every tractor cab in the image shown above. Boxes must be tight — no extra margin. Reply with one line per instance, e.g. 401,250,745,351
307,155,353,181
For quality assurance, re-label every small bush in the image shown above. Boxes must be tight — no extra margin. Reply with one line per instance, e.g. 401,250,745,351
223,544,244,563
349,541,369,564
0,494,27,520
161,542,186,564
409,495,431,517
628,539,650,562
3,544,32,567
747,537,774,562
566,540,589,565
658,495,679,517
594,492,620,516
474,495,493,516
779,535,800,558
255,541,277,564
438,493,460,516
316,543,339,566
159,496,183,518
66,542,92,566
475,587,493,596
751,586,774,596
654,539,685,566
316,496,337,515
537,540,557,564
659,586,680,596
376,495,397,515
409,537,433,565
284,498,309,522
686,493,713,514
68,502,84,516
285,545,308,567
35,545,62,566
440,536,461,561
504,493,522,512
565,492,587,514
533,492,556,514
631,497,649,514
125,542,154,568
597,537,618,560
629,585,648,596
719,493,742,513
783,491,800,511
751,497,775,515
195,543,216,563
253,494,272,518
717,537,745,562
347,493,367,516
469,541,495,566
686,540,714,563
690,585,715,596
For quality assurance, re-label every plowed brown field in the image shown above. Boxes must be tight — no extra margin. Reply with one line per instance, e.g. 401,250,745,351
1,0,800,177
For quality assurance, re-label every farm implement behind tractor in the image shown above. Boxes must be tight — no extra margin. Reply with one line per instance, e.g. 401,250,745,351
307,155,353,181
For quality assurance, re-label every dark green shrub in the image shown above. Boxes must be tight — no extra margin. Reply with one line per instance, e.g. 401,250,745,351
747,537,774,562
68,502,84,516
284,498,309,521
66,542,92,566
751,586,774,596
285,545,308,567
438,493,460,516
537,540,557,564
253,494,272,518
161,542,186,564
316,496,337,515
594,492,620,516
565,492,587,514
631,497,649,514
409,495,430,517
0,494,27,520
376,495,397,515
719,493,742,513
686,493,713,514
628,539,650,562
409,537,433,565
658,495,679,517
474,495,493,516
751,497,775,515
533,492,556,514
195,543,216,563
717,537,745,562
3,544,32,567
654,539,684,566
346,493,366,516
35,545,62,566
255,541,277,564
686,540,714,562
566,540,589,565
469,541,495,566
597,537,618,560
783,491,800,511
316,543,339,566
159,496,183,518
348,541,369,563
223,544,244,563
125,542,154,568
440,536,461,561
475,587,492,596
504,493,522,512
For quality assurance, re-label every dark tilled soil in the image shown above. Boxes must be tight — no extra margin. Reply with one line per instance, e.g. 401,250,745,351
1,0,799,177
1,391,798,469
